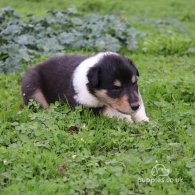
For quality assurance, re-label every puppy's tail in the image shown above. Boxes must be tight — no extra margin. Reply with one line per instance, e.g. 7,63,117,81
21,68,49,108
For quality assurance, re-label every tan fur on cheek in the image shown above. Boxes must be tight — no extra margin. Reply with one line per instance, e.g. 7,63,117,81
95,90,131,113
115,95,130,113
95,90,113,106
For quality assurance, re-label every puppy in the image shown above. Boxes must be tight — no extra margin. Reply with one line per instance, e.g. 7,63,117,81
21,52,149,123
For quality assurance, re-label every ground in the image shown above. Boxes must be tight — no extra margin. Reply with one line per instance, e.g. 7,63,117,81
0,0,194,194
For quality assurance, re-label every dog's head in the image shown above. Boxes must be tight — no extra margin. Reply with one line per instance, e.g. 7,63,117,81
87,53,140,114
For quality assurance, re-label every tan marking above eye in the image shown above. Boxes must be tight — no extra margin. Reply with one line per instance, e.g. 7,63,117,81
113,80,122,88
131,75,136,84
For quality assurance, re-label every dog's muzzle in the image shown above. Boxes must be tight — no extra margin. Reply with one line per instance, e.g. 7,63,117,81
130,102,140,111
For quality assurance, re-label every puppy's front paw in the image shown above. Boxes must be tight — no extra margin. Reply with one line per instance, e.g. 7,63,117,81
133,115,149,123
102,106,133,123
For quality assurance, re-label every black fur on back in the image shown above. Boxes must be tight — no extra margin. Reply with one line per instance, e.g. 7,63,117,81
22,55,88,106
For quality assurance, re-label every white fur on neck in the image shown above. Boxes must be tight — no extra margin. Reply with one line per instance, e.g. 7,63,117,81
73,52,107,107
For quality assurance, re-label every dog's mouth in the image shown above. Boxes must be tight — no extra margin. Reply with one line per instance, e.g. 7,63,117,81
116,109,131,115
110,101,141,115
95,89,141,114
116,108,139,115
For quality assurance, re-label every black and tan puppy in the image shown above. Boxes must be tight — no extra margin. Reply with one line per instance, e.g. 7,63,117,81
22,52,149,123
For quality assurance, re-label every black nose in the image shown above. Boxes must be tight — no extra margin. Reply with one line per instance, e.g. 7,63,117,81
131,105,140,111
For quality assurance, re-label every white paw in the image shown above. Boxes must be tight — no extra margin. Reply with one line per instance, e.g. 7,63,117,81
134,115,149,123
122,115,133,123
102,106,133,123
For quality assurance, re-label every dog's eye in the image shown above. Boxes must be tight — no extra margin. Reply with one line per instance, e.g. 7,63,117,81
111,86,122,92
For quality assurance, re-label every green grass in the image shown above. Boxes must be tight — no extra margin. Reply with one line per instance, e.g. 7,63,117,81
0,0,195,194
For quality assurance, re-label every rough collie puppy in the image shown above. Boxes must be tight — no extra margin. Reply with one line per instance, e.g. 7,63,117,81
21,52,149,123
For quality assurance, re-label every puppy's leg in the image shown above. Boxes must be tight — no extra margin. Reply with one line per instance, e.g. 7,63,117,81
32,89,49,108
22,68,49,108
132,93,149,123
102,107,133,123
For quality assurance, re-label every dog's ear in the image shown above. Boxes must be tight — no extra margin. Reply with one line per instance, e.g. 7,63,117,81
87,66,101,88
